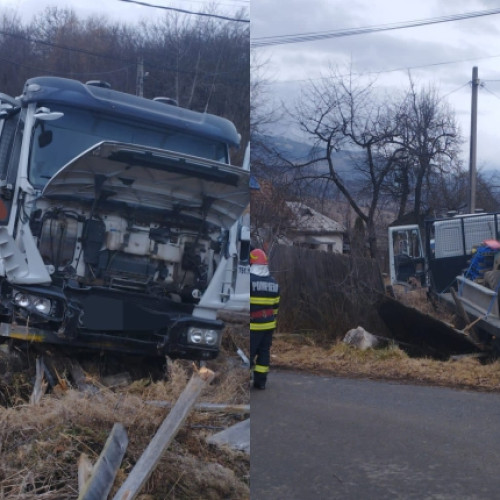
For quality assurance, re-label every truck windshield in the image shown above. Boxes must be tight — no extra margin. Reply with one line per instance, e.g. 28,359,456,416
29,104,228,188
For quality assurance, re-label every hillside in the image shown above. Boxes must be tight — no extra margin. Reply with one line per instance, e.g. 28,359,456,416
252,134,365,182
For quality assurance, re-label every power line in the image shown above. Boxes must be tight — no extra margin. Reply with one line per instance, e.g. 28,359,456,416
117,0,249,22
0,28,130,63
367,53,500,76
0,54,135,78
482,84,500,101
161,0,249,5
252,7,500,47
261,53,500,85
441,82,470,99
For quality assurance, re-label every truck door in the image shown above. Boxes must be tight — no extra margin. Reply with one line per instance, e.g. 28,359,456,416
0,97,21,224
388,225,426,286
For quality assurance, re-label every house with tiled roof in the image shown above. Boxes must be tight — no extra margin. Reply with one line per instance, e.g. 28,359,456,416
284,201,346,254
250,176,346,254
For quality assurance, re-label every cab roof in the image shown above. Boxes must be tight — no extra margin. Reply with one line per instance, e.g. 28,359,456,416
21,76,240,148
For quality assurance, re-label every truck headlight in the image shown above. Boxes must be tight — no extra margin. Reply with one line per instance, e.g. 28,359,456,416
34,298,52,314
14,293,31,308
204,330,218,345
13,291,55,317
187,327,220,346
188,328,204,344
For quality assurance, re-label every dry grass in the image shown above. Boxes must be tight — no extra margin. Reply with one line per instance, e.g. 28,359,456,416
391,284,455,323
271,334,500,392
0,348,250,499
268,284,500,391
269,283,500,390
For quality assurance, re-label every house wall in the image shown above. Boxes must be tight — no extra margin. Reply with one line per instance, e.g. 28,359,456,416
292,233,344,253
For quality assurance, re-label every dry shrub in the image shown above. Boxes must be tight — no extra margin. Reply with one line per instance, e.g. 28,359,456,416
202,354,249,405
126,354,249,407
392,284,455,324
269,245,387,341
0,347,33,406
127,358,190,402
142,451,249,499
271,337,500,392
0,352,250,499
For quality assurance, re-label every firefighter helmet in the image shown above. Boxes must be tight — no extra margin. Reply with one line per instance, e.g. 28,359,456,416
250,248,268,265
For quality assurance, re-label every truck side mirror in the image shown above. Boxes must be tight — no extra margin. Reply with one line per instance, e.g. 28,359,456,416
34,109,63,148
38,130,53,148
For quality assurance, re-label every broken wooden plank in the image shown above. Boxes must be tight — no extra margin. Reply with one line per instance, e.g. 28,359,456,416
70,360,99,394
206,418,250,454
450,352,488,362
450,288,482,346
145,401,250,414
40,357,56,388
29,356,47,405
78,453,94,494
236,347,250,367
78,423,128,500
463,316,482,333
195,403,250,414
112,366,215,500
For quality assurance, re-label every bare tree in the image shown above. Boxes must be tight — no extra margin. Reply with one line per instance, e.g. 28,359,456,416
250,51,282,139
0,8,249,162
250,179,296,252
140,12,249,162
292,68,403,259
476,171,500,213
391,76,463,219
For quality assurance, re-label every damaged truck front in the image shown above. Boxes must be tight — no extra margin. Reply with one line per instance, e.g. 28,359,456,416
0,77,249,359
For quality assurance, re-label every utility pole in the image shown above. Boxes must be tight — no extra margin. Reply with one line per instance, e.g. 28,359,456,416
468,66,479,214
136,56,144,97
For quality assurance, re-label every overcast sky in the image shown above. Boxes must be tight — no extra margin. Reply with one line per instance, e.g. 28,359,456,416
252,0,500,170
1,0,498,169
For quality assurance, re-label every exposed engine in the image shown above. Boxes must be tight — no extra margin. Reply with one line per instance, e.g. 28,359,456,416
30,200,223,303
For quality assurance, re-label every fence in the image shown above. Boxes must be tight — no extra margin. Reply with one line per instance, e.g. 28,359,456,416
269,245,387,340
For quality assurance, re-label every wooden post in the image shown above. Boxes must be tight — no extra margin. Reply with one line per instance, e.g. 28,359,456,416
112,366,215,500
145,401,250,414
450,288,482,346
78,423,128,500
78,454,94,493
30,356,47,405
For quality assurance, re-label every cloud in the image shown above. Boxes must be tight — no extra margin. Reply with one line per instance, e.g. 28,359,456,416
252,0,500,168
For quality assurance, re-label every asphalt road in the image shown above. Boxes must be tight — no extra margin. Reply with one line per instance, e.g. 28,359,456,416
250,371,500,499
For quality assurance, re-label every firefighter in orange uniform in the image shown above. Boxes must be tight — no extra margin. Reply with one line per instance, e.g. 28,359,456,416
250,249,280,390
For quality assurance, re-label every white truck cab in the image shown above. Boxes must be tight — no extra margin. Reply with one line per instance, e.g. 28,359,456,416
0,77,249,359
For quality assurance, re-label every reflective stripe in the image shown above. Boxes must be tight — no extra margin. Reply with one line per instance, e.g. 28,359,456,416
250,320,276,330
250,308,274,319
254,364,269,373
250,296,277,306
